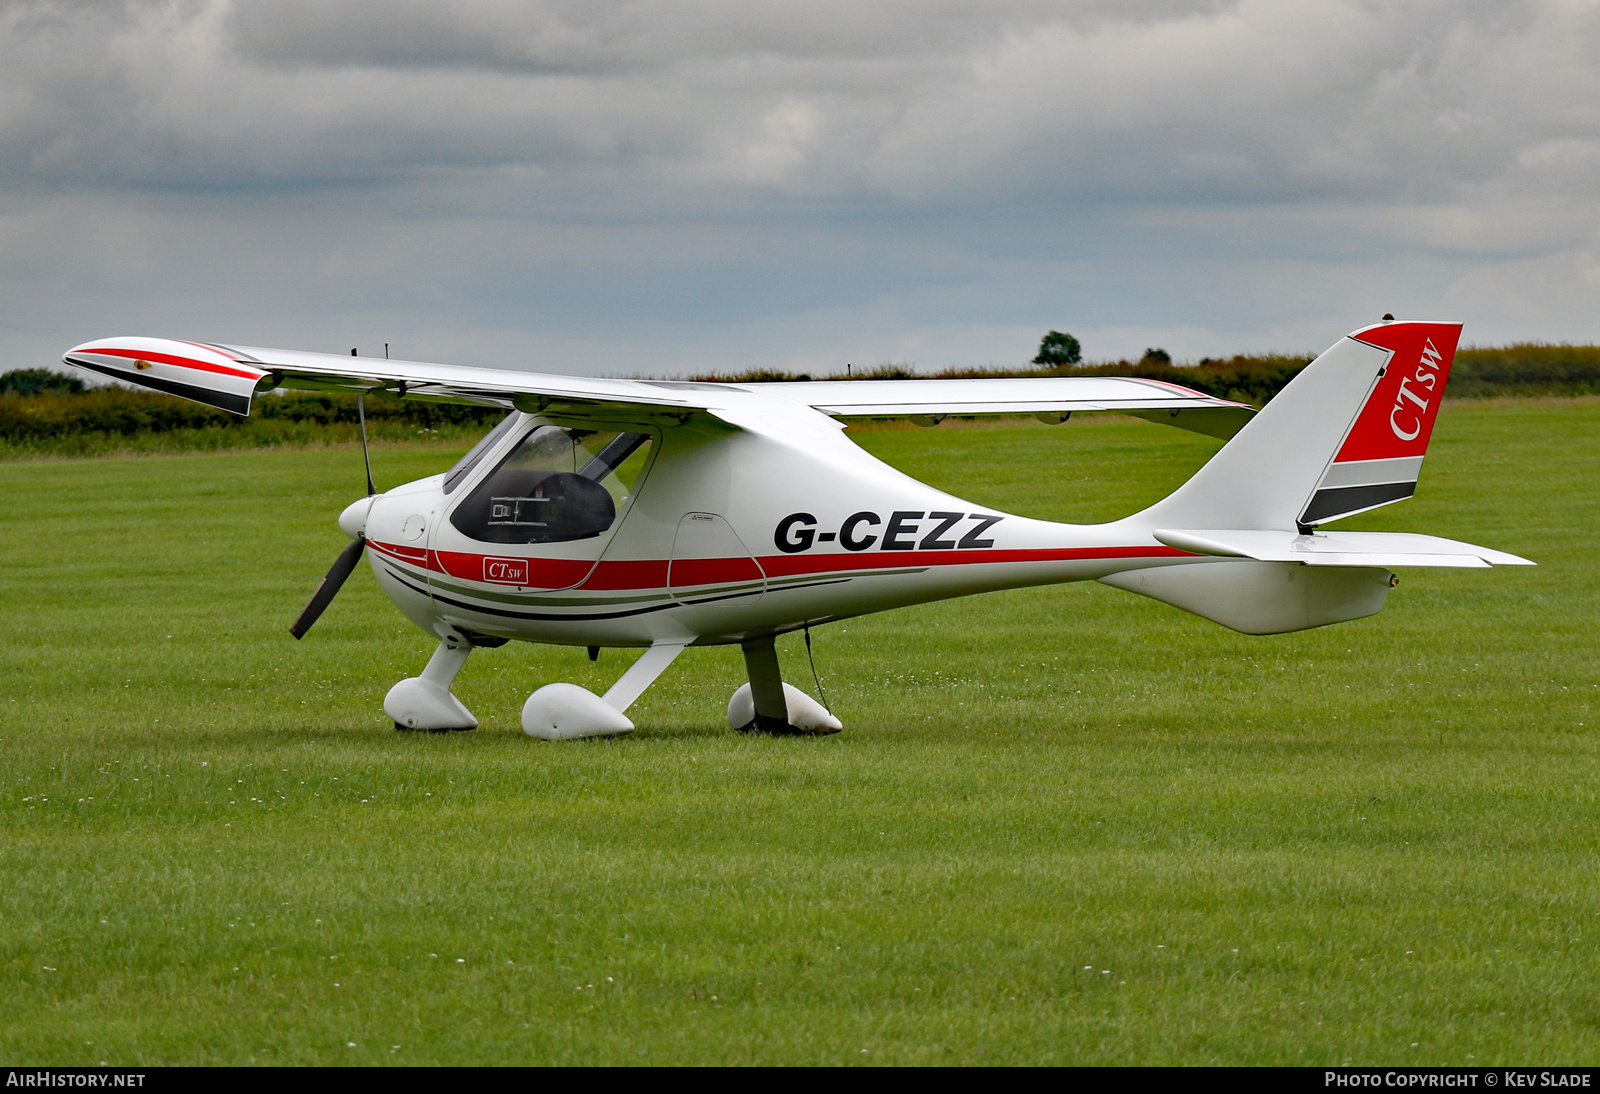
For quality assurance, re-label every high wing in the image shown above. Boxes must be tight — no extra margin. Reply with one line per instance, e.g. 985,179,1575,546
63,336,1254,438
61,337,703,423
751,378,1254,438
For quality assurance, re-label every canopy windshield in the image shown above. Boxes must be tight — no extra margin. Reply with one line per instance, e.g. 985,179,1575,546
448,425,652,545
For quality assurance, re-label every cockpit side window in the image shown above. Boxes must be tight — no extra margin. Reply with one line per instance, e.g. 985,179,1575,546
449,425,653,544
442,412,520,495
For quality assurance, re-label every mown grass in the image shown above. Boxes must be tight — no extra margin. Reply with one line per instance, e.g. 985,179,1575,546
0,400,1596,1065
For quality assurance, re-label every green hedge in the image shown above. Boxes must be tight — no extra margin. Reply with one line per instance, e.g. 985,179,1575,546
1451,344,1600,397
3,342,1596,457
688,356,1314,404
1047,354,1313,406
0,368,86,396
0,388,504,442
695,344,1600,405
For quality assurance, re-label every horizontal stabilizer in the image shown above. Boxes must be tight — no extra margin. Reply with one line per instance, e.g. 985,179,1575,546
1153,528,1533,569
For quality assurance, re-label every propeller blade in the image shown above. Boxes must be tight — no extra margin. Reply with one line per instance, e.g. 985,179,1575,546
289,535,366,639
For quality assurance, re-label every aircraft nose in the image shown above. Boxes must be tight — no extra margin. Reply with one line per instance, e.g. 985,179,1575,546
338,497,375,539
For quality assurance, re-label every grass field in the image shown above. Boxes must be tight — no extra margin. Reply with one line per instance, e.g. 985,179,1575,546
2,400,1597,1066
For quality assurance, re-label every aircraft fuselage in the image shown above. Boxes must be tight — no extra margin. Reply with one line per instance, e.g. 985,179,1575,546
356,396,1192,650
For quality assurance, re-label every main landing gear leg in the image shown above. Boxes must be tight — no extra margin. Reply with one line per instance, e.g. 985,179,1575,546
522,640,691,740
384,638,478,731
730,635,842,736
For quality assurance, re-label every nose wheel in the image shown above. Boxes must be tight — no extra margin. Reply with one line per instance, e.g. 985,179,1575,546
384,639,478,731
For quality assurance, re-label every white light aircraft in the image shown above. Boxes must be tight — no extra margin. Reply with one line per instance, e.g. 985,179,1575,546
64,320,1529,739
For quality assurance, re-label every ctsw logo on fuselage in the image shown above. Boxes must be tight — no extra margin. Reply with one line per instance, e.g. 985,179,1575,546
483,556,531,584
775,511,1003,554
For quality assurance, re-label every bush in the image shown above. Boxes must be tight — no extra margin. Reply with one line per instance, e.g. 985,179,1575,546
1060,353,1313,406
1032,332,1082,368
0,369,86,396
0,388,507,457
696,343,1600,407
0,388,505,441
693,352,1311,403
1450,344,1600,397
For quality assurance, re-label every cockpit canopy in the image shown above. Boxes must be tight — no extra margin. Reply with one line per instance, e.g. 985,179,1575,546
448,423,652,545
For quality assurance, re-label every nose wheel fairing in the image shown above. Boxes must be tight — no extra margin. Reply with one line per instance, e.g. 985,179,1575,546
384,639,477,731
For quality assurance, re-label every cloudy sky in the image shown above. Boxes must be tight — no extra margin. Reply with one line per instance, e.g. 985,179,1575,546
5,0,1600,376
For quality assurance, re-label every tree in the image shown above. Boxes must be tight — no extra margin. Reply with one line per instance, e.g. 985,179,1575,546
0,368,86,395
1032,330,1082,368
1142,347,1172,364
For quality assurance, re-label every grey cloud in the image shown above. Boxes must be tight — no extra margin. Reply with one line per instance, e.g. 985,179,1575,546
4,0,1600,377
863,3,1553,203
222,0,1224,74
13,0,1592,208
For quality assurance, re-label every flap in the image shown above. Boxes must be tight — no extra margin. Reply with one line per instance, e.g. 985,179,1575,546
754,376,1254,438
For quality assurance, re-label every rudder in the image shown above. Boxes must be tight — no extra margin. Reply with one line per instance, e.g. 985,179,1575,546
1139,320,1461,532
1298,322,1459,525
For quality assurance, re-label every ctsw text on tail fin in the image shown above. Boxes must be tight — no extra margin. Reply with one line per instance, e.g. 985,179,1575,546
1299,322,1459,525
1138,320,1461,532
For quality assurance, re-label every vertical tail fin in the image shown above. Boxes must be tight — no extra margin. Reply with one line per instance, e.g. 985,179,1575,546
1141,320,1461,531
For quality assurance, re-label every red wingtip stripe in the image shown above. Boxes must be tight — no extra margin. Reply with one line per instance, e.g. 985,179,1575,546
81,346,265,382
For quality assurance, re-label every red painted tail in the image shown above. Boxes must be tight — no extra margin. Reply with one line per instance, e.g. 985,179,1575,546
1140,320,1462,532
1299,321,1461,525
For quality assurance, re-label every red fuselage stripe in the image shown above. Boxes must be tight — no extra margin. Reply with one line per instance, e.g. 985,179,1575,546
582,560,671,589
370,540,1192,591
369,541,427,564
